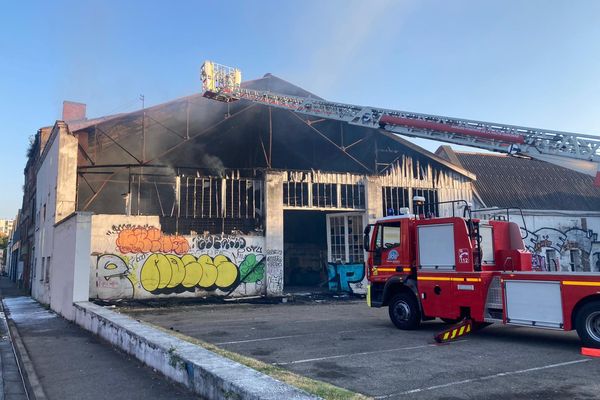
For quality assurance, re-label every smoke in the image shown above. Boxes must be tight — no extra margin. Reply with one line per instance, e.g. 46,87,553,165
199,149,226,177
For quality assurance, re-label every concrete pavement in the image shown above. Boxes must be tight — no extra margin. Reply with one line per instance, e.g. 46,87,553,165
0,304,27,400
124,299,600,399
0,277,202,400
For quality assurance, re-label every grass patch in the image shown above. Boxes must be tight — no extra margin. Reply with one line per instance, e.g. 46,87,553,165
151,324,371,400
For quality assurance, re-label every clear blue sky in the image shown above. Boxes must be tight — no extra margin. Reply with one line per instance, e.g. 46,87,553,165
1,0,600,218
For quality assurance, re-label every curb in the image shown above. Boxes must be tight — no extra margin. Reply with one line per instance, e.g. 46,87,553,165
73,301,320,400
1,300,48,400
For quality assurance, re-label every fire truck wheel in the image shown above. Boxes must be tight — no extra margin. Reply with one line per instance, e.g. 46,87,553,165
576,301,600,348
388,292,420,330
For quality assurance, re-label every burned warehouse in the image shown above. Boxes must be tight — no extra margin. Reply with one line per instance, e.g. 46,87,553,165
26,73,474,306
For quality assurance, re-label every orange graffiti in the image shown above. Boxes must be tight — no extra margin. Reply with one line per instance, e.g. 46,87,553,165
116,228,190,255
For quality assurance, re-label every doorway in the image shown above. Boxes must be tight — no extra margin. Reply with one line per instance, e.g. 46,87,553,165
283,210,328,290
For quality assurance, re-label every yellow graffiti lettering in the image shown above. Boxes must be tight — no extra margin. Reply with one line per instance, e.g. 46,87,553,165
166,255,185,288
139,253,240,293
216,261,237,288
182,261,203,288
140,254,161,292
199,262,218,288
155,254,172,289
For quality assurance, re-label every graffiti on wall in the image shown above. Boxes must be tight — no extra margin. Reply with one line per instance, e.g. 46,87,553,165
265,249,283,294
116,227,189,254
524,226,599,271
326,263,366,294
95,226,266,299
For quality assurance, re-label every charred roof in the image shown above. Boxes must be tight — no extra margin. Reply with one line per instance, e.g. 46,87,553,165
73,73,472,178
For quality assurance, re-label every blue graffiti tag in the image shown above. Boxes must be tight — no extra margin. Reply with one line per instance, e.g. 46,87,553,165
326,263,366,293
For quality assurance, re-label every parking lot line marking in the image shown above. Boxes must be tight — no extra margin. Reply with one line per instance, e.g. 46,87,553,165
375,359,591,398
216,334,308,345
215,328,382,345
274,340,467,365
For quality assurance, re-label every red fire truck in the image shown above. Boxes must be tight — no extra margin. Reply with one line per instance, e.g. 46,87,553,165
364,199,600,348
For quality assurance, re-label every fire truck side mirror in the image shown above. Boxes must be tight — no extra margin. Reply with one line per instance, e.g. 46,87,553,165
363,224,373,252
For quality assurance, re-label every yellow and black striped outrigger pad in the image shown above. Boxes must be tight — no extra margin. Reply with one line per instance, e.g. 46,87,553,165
434,319,473,343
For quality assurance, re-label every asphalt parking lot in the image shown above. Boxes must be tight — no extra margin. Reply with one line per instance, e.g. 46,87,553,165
123,300,600,399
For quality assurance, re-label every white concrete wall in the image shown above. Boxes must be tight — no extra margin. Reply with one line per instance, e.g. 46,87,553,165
49,213,92,320
90,214,266,300
365,177,383,224
264,171,284,296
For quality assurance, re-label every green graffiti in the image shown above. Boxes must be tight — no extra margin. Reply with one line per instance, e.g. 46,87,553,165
239,254,265,283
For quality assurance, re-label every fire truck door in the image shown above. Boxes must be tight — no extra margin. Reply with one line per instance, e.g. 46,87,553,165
373,221,402,267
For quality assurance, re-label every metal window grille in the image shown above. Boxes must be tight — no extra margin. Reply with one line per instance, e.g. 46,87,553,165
382,187,410,216
181,177,261,219
329,216,346,263
340,184,365,209
283,182,309,207
347,215,364,263
313,183,337,208
327,213,364,263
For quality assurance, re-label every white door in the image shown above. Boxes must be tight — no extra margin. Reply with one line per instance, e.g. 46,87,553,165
326,213,366,293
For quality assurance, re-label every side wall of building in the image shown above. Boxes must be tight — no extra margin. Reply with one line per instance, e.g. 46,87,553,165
32,122,80,306
31,127,60,303
483,211,600,272
519,212,600,272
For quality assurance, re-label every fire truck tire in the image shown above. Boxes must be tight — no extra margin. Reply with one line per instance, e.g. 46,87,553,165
388,292,420,330
575,301,600,348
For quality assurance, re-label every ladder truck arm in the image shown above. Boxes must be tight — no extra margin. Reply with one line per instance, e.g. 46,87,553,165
200,61,600,185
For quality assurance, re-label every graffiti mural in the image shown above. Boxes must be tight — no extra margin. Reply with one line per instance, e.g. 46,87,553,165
326,263,366,294
96,254,135,298
93,223,266,300
524,226,599,272
265,249,283,294
116,227,189,254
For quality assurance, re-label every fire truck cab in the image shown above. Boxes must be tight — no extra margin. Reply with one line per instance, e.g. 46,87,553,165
364,199,600,348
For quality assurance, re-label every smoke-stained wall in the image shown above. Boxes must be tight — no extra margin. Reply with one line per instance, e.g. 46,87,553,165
90,215,266,300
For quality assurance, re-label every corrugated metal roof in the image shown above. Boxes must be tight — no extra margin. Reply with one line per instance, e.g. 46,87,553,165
449,150,600,211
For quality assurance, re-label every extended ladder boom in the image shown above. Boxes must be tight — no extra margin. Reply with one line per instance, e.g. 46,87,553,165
201,61,600,183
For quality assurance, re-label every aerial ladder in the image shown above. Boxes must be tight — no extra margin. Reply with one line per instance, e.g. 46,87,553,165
200,61,600,185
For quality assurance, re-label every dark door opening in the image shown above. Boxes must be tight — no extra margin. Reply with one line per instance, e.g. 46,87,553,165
283,210,327,290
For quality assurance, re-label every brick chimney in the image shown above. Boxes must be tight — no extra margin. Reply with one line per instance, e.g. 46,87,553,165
62,101,87,121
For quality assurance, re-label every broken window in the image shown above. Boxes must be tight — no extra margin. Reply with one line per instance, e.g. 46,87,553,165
283,182,309,207
313,183,337,208
382,187,409,216
413,188,439,217
340,184,365,209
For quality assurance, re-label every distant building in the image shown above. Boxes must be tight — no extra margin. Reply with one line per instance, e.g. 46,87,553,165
436,145,600,272
0,219,14,237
